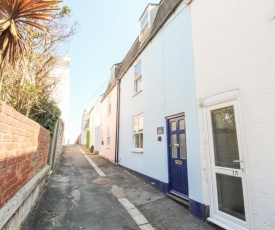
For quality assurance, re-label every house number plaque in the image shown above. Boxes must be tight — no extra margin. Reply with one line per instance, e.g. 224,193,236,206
157,127,164,134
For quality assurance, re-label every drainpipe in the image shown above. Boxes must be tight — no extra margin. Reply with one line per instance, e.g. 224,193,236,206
114,79,121,164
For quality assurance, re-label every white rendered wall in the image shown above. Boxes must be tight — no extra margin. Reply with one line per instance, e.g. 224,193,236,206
190,0,275,228
80,110,88,145
93,96,103,152
51,55,70,143
89,108,95,148
100,85,118,162
119,3,203,203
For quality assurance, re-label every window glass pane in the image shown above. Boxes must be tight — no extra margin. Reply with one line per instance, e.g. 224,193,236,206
140,133,143,148
138,116,143,131
179,119,185,130
211,106,240,169
216,174,245,221
134,118,138,132
135,134,139,148
134,78,142,93
139,78,142,91
135,60,142,77
141,12,148,28
170,121,176,131
134,81,137,93
179,134,187,159
171,134,177,158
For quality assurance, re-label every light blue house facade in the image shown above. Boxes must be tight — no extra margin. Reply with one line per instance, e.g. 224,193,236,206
117,0,204,219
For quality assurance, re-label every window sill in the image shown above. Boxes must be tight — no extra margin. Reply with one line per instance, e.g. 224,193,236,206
133,90,143,97
132,149,143,153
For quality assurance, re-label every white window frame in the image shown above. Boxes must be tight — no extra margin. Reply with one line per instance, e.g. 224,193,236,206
201,90,252,230
107,95,111,115
140,11,149,37
134,60,142,94
111,67,115,79
133,113,143,152
107,126,110,148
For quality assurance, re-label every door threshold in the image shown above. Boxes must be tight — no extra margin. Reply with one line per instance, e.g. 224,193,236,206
207,218,235,230
166,193,189,207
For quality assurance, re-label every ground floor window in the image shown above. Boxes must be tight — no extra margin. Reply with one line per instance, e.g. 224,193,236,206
107,126,110,147
133,113,143,151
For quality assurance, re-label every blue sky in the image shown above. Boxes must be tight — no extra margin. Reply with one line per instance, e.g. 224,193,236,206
64,0,159,143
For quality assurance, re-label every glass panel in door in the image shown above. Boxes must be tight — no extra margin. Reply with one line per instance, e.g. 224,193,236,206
171,134,177,158
216,174,245,221
210,105,247,222
211,106,240,169
179,133,187,159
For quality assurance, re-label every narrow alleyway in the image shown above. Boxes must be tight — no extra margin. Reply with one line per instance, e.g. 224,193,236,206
23,145,217,230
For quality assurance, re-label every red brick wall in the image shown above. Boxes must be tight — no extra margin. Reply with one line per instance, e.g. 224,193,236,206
0,104,50,208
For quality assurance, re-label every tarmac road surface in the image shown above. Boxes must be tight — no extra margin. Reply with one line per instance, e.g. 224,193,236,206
23,145,219,230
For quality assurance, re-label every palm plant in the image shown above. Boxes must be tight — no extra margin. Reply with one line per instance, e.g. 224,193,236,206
0,0,60,67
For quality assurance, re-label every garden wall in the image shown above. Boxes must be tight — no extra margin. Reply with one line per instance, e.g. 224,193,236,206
0,103,50,229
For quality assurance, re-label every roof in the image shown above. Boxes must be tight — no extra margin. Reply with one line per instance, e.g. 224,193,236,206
101,64,122,102
116,0,184,81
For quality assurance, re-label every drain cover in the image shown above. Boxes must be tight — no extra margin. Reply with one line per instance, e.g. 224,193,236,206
88,178,113,185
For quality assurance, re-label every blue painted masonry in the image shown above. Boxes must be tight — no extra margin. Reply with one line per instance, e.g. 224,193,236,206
118,2,205,221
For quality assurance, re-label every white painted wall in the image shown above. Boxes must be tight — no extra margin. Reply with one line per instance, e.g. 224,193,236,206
100,85,118,162
51,55,70,142
119,3,203,203
88,107,95,148
80,110,89,145
190,0,275,229
93,95,103,152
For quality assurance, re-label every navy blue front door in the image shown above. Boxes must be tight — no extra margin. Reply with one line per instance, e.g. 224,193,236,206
168,115,189,198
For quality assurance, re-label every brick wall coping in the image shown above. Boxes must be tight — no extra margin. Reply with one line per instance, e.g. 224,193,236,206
0,103,50,134
0,165,49,229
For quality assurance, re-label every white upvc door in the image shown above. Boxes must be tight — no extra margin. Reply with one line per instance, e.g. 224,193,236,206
206,100,250,230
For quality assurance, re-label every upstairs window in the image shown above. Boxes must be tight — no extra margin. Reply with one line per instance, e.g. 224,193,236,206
140,11,149,36
111,68,115,79
139,4,159,41
107,126,110,147
134,60,142,94
107,95,111,115
133,114,143,151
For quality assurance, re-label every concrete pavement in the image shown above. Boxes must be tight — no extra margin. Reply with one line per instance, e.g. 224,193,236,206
23,145,218,230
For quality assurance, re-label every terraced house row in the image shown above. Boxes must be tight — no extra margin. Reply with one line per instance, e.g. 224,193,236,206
80,1,275,229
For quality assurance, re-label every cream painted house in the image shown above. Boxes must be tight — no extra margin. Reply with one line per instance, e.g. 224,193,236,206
80,109,89,145
51,55,71,142
100,64,121,162
93,95,104,153
189,0,275,229
87,106,95,148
